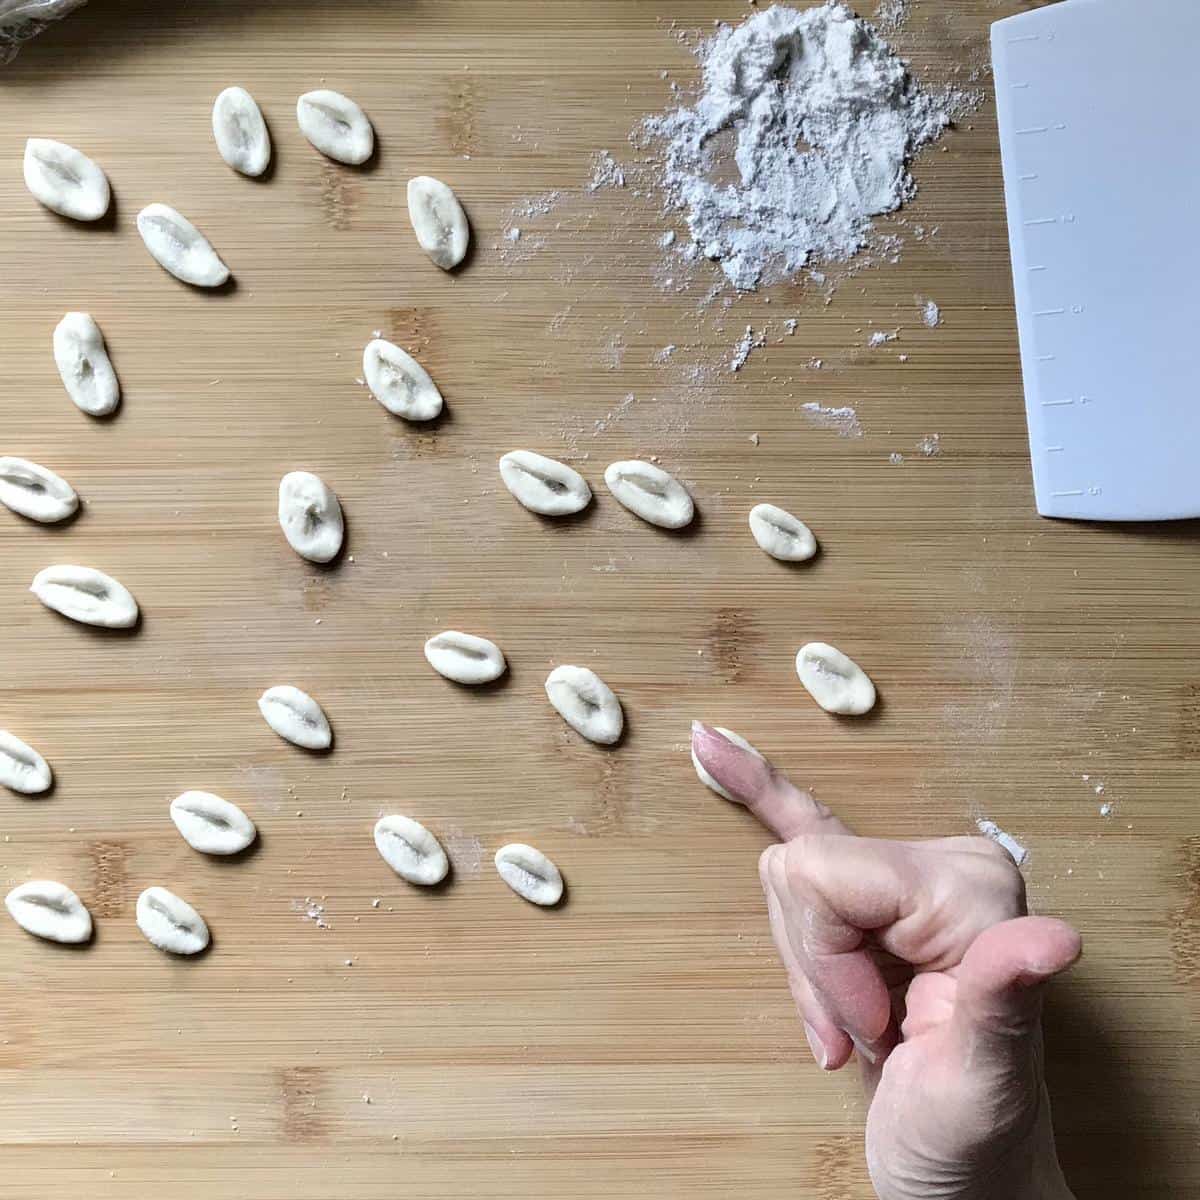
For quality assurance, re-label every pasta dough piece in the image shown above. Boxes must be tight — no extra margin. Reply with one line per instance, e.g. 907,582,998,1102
258,685,332,750
212,86,271,176
498,451,591,516
137,203,230,288
545,665,623,744
0,457,78,523
407,176,470,269
170,791,257,855
296,90,374,164
30,564,138,628
362,339,443,421
0,729,52,795
278,471,344,563
424,631,507,685
374,815,449,886
604,460,694,529
5,880,92,943
494,843,563,906
53,312,119,417
749,503,817,561
136,887,210,955
23,138,110,221
796,642,876,715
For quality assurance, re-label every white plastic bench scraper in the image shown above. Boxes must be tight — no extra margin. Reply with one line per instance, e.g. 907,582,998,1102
992,0,1200,520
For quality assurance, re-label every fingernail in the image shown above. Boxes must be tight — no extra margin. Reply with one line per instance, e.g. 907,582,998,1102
850,1034,878,1065
803,1021,829,1070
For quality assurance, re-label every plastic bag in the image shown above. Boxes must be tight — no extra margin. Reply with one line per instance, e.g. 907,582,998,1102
0,0,87,64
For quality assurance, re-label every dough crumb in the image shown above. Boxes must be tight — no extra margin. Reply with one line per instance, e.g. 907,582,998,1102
976,818,1029,866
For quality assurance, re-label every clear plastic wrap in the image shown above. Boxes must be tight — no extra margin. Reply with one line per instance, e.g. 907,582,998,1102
0,0,87,63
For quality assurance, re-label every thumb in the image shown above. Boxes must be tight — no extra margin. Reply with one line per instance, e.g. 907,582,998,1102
953,916,1082,1066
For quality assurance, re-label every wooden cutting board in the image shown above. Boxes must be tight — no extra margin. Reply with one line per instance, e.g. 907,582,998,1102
0,2,1194,1197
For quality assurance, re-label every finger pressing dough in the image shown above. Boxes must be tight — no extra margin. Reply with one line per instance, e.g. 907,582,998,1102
691,726,763,801
796,642,876,715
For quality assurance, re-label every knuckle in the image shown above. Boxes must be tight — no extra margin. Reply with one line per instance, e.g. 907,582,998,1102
975,836,1016,868
975,842,1028,912
782,834,824,886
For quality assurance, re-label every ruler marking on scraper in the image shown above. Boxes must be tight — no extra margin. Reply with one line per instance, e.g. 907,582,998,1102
993,0,1200,520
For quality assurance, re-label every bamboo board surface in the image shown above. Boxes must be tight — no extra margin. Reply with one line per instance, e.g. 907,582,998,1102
0,1,1196,1196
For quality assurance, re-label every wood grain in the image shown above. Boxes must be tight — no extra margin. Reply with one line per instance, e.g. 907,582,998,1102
0,2,1195,1197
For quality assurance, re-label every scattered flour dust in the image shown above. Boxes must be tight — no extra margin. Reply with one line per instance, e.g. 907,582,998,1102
921,298,942,327
800,401,862,437
976,819,1029,866
641,3,952,291
587,150,626,192
294,898,331,929
730,325,767,372
874,0,911,32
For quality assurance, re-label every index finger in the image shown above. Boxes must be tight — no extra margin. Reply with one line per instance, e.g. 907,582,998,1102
691,721,851,840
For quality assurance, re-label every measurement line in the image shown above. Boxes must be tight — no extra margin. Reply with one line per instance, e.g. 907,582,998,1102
1046,445,1065,453
1011,82,1031,89
1029,265,1048,272
1051,490,1085,498
1036,354,1056,362
1042,399,1074,407
1009,34,1040,43
1025,217,1057,226
1015,126,1049,135
1019,173,1039,181
1034,308,1066,317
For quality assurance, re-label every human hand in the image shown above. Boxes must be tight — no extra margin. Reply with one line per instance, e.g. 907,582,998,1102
691,722,1080,1200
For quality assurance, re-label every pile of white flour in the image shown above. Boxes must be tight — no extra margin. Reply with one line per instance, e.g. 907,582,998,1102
643,2,951,291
